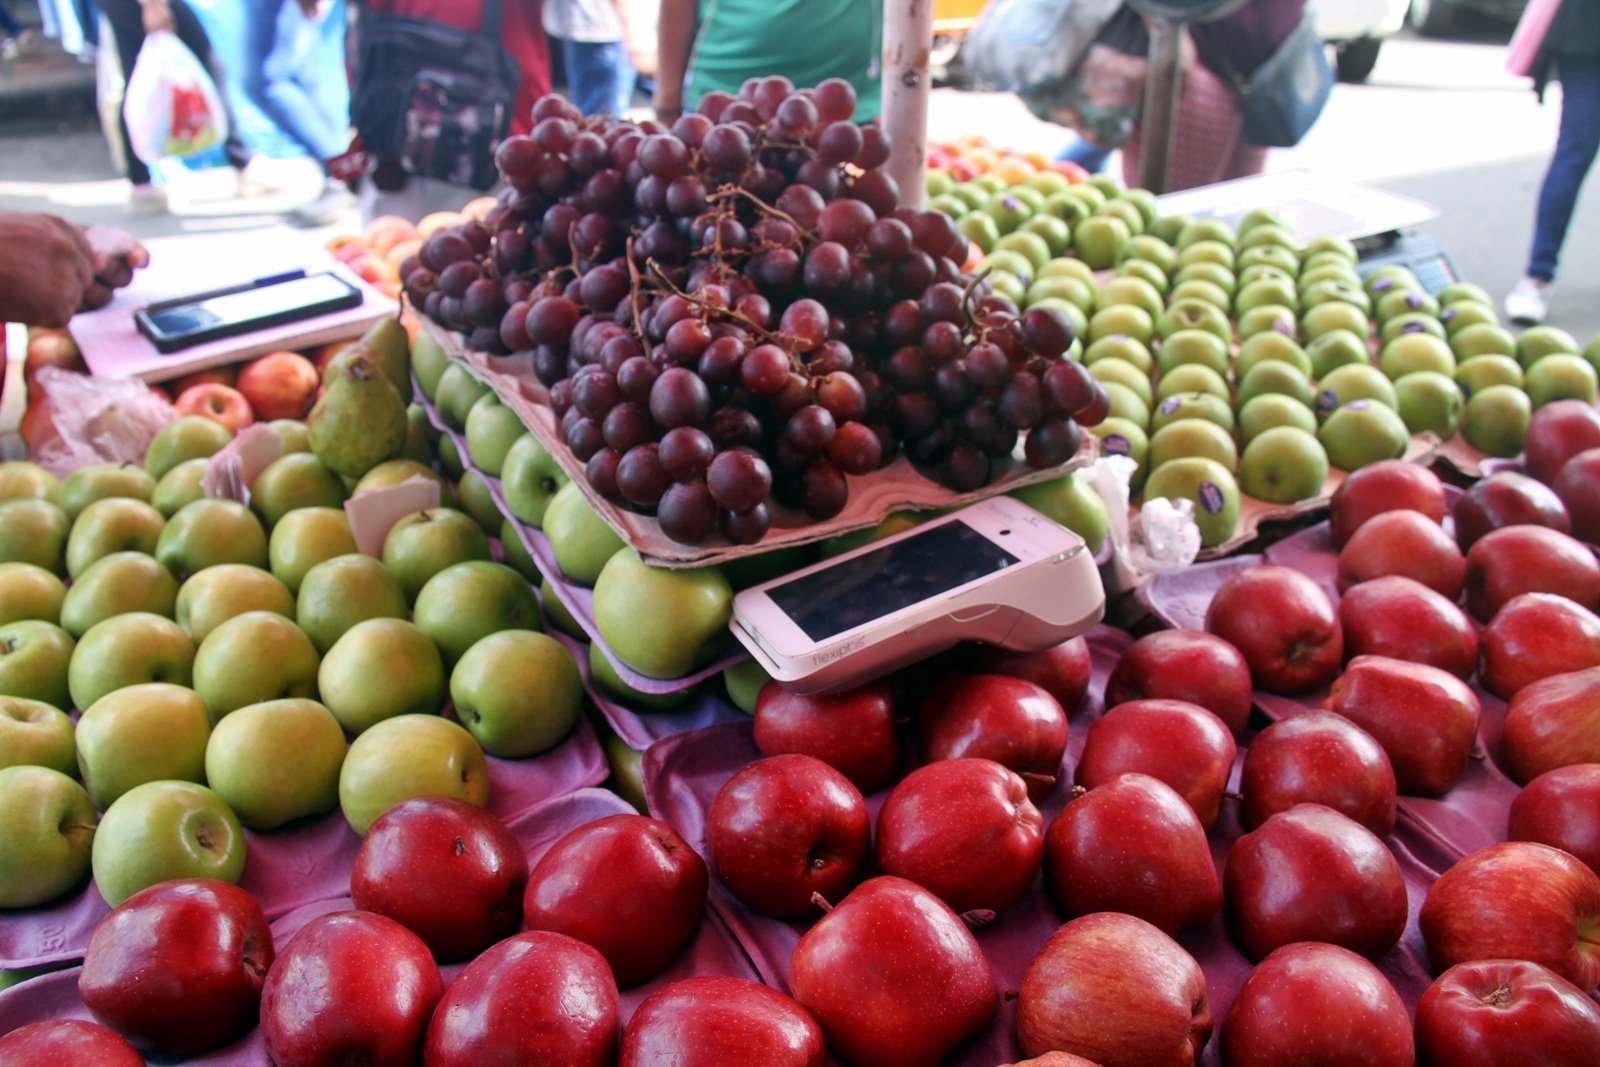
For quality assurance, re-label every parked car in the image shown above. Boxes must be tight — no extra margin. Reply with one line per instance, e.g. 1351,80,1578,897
1406,0,1527,37
1316,0,1411,84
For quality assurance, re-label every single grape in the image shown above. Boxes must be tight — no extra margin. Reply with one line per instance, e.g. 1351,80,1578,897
816,120,864,165
998,371,1045,429
785,404,837,454
565,415,606,462
617,442,671,507
778,298,830,353
720,502,771,544
826,420,883,475
1024,416,1083,468
813,77,857,122
706,448,773,512
938,442,990,492
657,481,719,544
602,401,653,452
800,459,849,519
659,426,716,482
649,366,712,428
586,447,623,497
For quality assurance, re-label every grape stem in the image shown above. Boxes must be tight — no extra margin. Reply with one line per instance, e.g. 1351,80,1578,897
623,236,648,341
707,184,819,243
644,258,789,350
959,266,992,328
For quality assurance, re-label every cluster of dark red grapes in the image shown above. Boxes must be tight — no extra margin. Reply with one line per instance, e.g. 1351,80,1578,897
397,77,1109,546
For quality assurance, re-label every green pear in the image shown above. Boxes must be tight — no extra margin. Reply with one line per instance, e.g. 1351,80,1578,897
592,551,732,679
307,353,408,479
325,316,411,400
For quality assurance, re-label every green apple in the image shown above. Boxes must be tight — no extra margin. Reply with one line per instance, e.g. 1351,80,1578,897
1585,334,1600,377
1166,279,1230,312
722,658,771,715
1238,221,1297,252
204,698,346,830
452,471,500,537
501,433,571,529
0,765,96,907
1173,261,1236,297
266,419,312,454
0,562,65,626
59,462,155,520
0,462,59,505
1149,212,1191,245
1233,332,1312,382
268,506,357,594
1306,329,1374,381
248,452,347,529
1238,263,1294,292
318,618,445,734
1373,286,1439,323
592,551,732,680
1297,260,1359,290
1089,417,1150,487
1299,299,1370,343
1094,276,1163,321
503,519,541,583
953,207,992,252
351,458,453,502
1155,363,1230,403
1235,276,1299,318
1318,401,1411,472
1073,214,1130,271
414,560,541,668
295,553,409,655
60,552,180,637
1156,299,1231,345
1038,256,1097,286
1381,313,1448,346
1176,219,1236,251
64,498,164,580
1236,304,1297,341
1087,304,1154,346
1364,265,1421,297
150,458,209,518
1150,391,1234,435
175,564,294,644
91,780,245,907
1089,358,1154,409
1462,384,1533,457
1303,234,1358,263
1118,233,1180,276
1379,332,1456,380
1116,187,1159,228
75,683,210,810
399,406,436,465
1113,255,1169,295
1142,457,1241,549
1238,426,1329,505
193,611,320,722
1026,276,1094,316
1007,472,1110,554
1440,300,1500,337
1436,281,1494,306
155,499,269,582
0,499,68,575
433,364,493,432
451,630,581,757
1155,329,1229,378
338,713,489,836
1101,382,1152,429
986,270,1027,307
995,231,1053,272
1455,354,1525,398
381,508,492,603
1176,238,1238,273
1098,199,1145,237
68,612,194,712
144,415,233,480
1236,360,1316,411
0,696,75,775
1237,244,1300,276
539,574,584,638
983,190,1034,236
410,327,453,400
1147,418,1239,474
1083,335,1154,376
1393,370,1465,436
588,643,697,711
1450,322,1518,362
543,482,625,586
1317,363,1399,417
0,621,74,709
1524,353,1599,408
1517,324,1581,368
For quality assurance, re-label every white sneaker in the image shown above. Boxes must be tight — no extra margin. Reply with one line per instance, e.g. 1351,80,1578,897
292,181,357,226
1505,277,1548,326
128,183,168,216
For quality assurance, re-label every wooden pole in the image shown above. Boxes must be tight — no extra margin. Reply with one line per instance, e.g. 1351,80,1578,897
1138,15,1184,195
882,0,933,210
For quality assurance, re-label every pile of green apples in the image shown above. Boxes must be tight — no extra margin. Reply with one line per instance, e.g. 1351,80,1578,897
929,173,1600,549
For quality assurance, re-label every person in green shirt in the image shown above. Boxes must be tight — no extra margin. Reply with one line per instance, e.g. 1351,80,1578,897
654,0,883,123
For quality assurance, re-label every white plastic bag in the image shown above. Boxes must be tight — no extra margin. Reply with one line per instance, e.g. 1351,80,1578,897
121,30,229,166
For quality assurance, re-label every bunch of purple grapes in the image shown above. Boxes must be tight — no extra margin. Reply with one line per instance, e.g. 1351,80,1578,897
398,77,1109,546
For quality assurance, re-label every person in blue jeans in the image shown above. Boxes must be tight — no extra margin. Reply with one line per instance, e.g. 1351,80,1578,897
1505,0,1600,326
241,0,355,224
0,2,30,56
544,0,636,117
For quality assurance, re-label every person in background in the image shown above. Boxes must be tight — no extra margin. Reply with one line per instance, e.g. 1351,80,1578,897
0,212,148,327
1119,0,1305,193
96,0,259,214
0,2,34,58
653,0,882,123
543,0,637,117
240,0,355,224
1504,0,1600,326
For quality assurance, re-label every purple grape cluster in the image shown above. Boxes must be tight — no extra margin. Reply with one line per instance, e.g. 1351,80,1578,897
399,78,1109,546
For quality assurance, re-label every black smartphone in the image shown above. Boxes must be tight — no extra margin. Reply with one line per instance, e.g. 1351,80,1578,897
134,271,364,353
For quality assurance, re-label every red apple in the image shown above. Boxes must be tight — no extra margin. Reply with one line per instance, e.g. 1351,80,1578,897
1465,524,1600,621
1502,667,1600,784
1553,446,1600,544
1104,629,1254,737
1221,942,1414,1067
1075,698,1237,829
169,366,237,393
1000,1055,1103,1067
1454,470,1571,550
422,930,619,1067
1239,710,1397,834
1044,772,1220,935
1480,592,1600,700
1016,911,1212,1065
1224,802,1408,961
1523,398,1600,484
348,795,528,961
1205,564,1343,695
1328,458,1448,548
173,382,255,434
1415,958,1600,1067
0,1020,144,1067
1508,764,1600,874
78,878,273,1056
790,876,997,1067
1420,840,1600,991
706,753,869,919
874,757,1044,921
1338,574,1480,679
236,350,321,421
260,910,443,1067
619,975,825,1067
754,680,900,794
1326,654,1482,796
917,674,1068,801
22,328,85,396
523,813,707,988
1337,507,1466,598
946,634,1092,714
